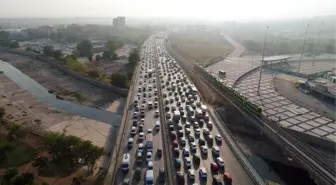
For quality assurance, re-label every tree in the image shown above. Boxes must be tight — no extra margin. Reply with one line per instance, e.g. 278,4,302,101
110,73,128,88
88,69,100,79
102,50,111,59
76,40,93,57
53,50,63,60
2,168,18,182
326,44,335,54
128,49,140,66
87,55,93,61
25,47,32,52
111,52,118,60
43,46,54,57
0,107,5,121
95,54,101,61
9,41,20,48
127,72,134,79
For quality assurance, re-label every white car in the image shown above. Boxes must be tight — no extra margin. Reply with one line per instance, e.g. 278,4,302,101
155,110,159,117
138,132,145,141
216,157,225,168
148,161,153,169
188,169,195,180
146,152,152,162
147,129,152,133
184,157,192,168
212,146,220,156
195,128,200,136
138,143,144,153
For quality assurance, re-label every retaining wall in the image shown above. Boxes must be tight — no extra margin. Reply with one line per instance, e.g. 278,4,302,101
0,47,128,96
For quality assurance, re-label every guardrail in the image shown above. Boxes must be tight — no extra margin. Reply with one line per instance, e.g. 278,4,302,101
196,66,336,185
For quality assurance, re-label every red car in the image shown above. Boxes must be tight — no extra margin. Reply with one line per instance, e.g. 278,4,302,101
211,162,219,172
172,140,178,148
223,173,232,185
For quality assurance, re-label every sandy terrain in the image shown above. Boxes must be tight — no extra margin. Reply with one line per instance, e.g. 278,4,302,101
0,52,119,109
0,75,113,148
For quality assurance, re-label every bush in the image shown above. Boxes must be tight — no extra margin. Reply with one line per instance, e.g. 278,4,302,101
110,73,128,88
2,168,18,182
128,49,140,66
43,46,54,57
95,54,101,61
88,69,100,79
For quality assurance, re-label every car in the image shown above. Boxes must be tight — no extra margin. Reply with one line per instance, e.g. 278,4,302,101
138,132,145,141
138,143,144,153
200,145,208,155
155,121,160,130
133,112,138,119
190,142,197,152
157,148,162,158
184,157,192,168
146,152,152,161
183,148,190,157
174,158,182,169
173,148,180,157
148,161,153,169
166,113,171,119
180,137,186,146
199,138,206,146
159,168,165,183
176,171,185,184
123,178,130,185
130,127,136,136
199,167,207,179
192,154,201,165
207,135,214,144
211,162,219,172
147,129,152,134
188,135,195,142
195,128,200,136
212,146,220,157
127,138,133,148
155,110,160,117
213,175,222,185
207,121,213,130
203,128,210,136
215,134,223,144
172,140,178,148
216,157,225,168
223,173,233,185
188,169,195,180
135,167,141,181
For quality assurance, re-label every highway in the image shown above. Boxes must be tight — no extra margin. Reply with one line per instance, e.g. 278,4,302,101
155,35,254,185
114,36,166,185
113,33,257,185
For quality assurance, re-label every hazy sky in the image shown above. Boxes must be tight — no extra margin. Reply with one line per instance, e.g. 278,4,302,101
1,0,335,21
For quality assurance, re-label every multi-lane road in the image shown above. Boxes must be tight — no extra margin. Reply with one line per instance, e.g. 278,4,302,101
113,33,255,185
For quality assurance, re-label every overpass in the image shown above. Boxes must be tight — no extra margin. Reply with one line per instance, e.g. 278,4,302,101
193,64,336,185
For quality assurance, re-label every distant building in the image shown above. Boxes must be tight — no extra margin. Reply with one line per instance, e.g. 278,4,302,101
38,25,56,36
113,17,126,31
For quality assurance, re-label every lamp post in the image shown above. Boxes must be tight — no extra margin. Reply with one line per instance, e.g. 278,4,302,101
298,23,309,74
312,22,323,66
257,26,269,95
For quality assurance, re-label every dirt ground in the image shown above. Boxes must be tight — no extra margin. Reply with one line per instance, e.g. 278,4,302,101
0,75,113,148
0,52,119,109
169,31,234,65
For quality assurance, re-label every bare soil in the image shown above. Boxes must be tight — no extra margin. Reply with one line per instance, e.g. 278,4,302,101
0,52,119,109
169,31,234,65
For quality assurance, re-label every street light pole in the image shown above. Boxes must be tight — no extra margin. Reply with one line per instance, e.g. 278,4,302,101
298,23,310,74
312,22,323,66
257,26,269,95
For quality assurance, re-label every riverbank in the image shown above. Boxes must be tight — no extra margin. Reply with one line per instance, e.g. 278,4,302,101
0,74,113,147
0,52,119,110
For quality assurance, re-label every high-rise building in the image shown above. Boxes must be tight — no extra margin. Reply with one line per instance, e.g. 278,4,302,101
113,16,126,31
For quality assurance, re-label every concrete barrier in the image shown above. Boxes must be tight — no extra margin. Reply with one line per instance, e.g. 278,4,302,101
0,47,128,96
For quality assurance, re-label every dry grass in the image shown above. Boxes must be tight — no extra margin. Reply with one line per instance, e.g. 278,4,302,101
169,31,234,65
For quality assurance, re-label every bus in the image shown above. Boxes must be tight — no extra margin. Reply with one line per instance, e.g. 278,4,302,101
218,70,226,76
146,134,153,152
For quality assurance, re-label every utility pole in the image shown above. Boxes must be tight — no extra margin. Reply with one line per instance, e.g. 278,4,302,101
298,24,309,74
312,22,323,66
257,26,269,95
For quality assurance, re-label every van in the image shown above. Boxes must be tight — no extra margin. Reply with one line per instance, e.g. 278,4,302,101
122,153,130,172
146,169,154,185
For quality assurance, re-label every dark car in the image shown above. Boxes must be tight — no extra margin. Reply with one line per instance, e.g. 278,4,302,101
224,173,233,185
198,138,206,146
157,148,162,158
159,168,165,183
212,175,222,185
134,167,141,181
174,158,182,169
192,154,201,165
173,148,180,158
176,171,185,184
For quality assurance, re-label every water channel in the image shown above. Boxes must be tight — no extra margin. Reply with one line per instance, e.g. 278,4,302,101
0,60,122,127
